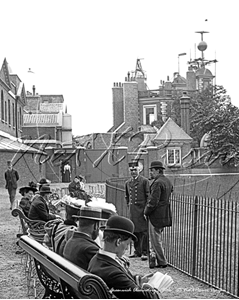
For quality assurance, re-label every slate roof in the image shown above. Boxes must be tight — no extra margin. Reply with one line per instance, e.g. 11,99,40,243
154,118,192,141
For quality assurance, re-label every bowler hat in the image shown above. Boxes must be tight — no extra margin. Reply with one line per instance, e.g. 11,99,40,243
72,206,104,221
38,178,50,185
128,161,138,169
103,215,137,241
149,161,165,169
39,185,52,194
19,186,37,195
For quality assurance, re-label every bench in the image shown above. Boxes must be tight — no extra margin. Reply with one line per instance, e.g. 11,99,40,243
19,235,113,298
19,236,160,299
12,208,46,243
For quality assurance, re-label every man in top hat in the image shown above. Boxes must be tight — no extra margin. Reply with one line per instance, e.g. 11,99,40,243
63,206,105,270
88,215,160,297
5,160,19,210
144,161,173,269
28,185,58,222
44,203,80,256
19,184,38,217
125,161,150,260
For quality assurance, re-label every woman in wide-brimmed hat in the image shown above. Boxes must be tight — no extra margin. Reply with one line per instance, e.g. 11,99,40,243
19,185,38,217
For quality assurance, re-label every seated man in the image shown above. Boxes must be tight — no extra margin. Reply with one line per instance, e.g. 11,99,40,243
88,215,160,297
63,206,105,270
68,175,91,202
28,185,58,221
44,203,80,255
19,184,38,217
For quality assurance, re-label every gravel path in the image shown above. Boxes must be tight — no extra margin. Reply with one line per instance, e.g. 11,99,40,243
0,186,234,299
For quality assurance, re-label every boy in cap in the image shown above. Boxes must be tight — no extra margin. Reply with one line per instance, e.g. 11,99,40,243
125,161,150,260
88,215,160,297
5,160,19,210
63,206,105,270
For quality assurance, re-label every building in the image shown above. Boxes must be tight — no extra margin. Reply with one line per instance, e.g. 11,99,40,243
0,58,48,187
22,86,73,148
0,58,26,138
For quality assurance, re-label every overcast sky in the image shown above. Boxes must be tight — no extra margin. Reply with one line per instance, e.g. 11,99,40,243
0,0,238,136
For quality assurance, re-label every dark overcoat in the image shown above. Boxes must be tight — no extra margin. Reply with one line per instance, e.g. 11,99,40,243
125,175,150,232
28,194,56,222
144,174,173,229
88,253,161,298
88,253,138,290
5,169,19,189
63,231,100,270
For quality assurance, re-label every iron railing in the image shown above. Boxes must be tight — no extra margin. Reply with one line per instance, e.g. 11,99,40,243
105,178,239,298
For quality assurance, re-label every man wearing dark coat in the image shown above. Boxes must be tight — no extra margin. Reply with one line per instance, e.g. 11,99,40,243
63,206,104,270
125,161,150,260
144,161,173,269
88,215,160,298
5,160,19,210
28,185,57,222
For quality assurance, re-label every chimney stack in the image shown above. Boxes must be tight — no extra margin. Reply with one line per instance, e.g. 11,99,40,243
180,93,190,134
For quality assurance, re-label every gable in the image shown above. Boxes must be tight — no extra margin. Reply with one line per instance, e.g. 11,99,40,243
154,117,192,141
0,58,11,89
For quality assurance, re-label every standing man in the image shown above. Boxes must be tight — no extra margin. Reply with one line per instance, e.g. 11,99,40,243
5,160,19,210
125,161,150,261
144,161,173,269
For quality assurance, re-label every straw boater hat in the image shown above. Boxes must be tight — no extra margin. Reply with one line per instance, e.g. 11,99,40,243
103,215,137,241
72,206,105,221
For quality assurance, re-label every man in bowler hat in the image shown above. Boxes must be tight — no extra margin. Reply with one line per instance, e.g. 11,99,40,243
88,215,160,298
125,161,150,260
144,161,173,268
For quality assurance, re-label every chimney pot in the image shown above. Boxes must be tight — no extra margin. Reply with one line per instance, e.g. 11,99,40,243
32,85,36,96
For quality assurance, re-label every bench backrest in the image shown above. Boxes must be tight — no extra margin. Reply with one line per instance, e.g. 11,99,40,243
19,236,113,299
12,208,46,243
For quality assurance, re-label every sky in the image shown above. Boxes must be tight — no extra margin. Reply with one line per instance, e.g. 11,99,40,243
0,0,238,136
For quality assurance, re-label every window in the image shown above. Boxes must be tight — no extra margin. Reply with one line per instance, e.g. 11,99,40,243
1,90,4,120
143,105,157,125
167,147,181,166
12,103,15,127
8,100,11,125
5,101,7,123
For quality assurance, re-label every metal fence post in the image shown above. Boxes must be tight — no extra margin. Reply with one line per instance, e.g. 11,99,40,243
192,195,198,277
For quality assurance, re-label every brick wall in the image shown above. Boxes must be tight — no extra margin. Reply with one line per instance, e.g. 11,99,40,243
112,84,124,129
123,82,139,131
0,151,47,188
22,126,56,140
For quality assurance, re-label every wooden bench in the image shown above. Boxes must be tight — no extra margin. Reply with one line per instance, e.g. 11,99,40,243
19,235,113,298
12,208,46,243
19,236,160,299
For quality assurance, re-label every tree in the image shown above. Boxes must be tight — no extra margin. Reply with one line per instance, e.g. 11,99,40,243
190,85,239,165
